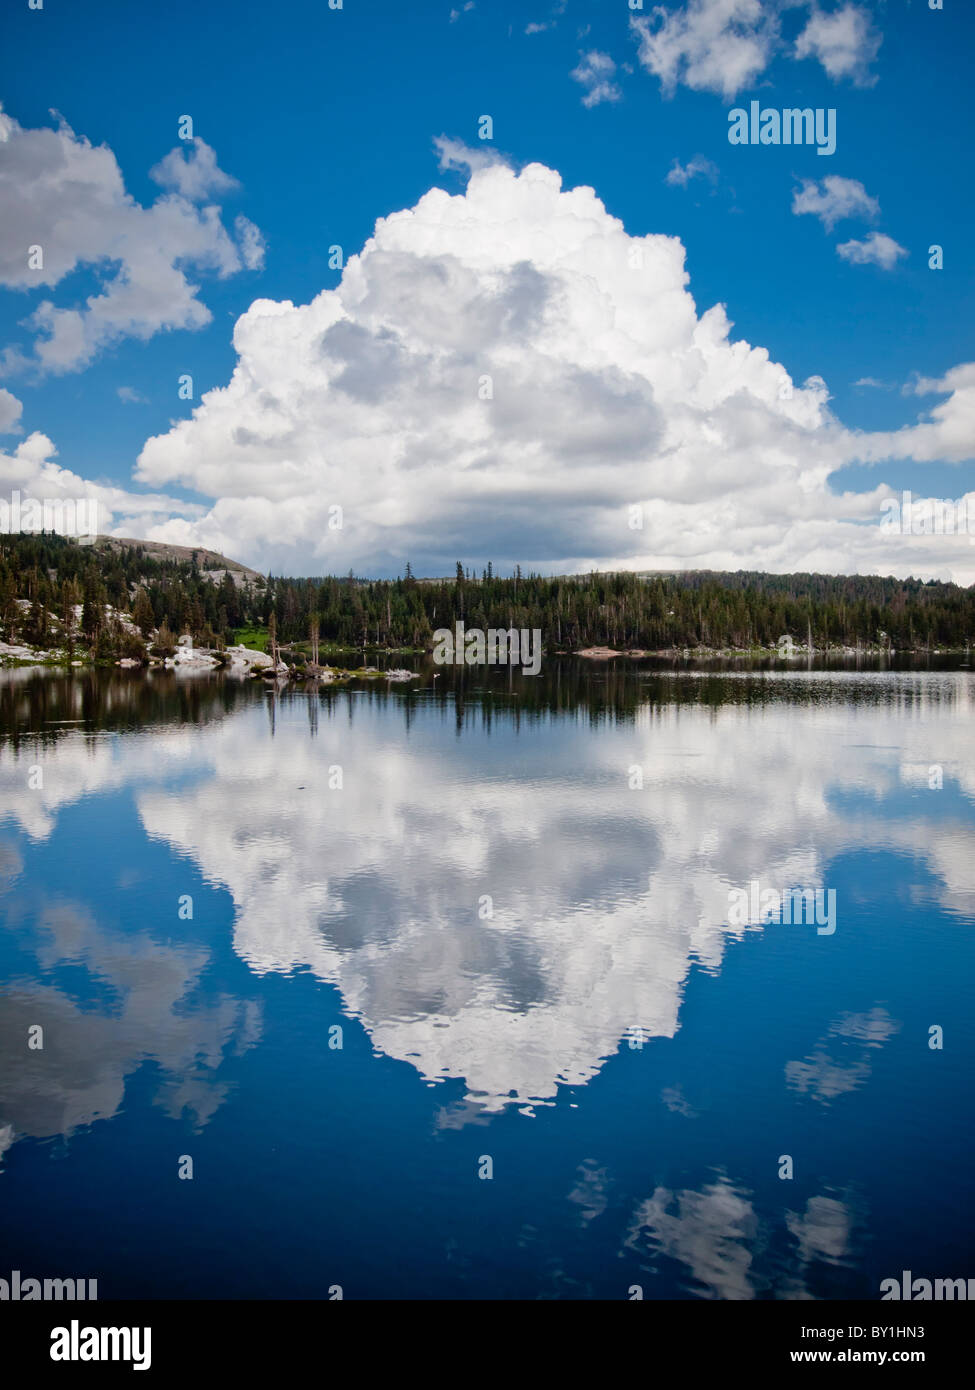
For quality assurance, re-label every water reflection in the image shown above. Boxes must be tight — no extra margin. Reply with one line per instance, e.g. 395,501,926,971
786,1009,900,1104
1,898,261,1149
1,665,973,1299
2,667,973,1121
625,1179,860,1301
626,1175,761,1300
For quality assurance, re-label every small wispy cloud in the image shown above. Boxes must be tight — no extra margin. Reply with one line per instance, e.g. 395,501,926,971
795,3,882,88
631,0,778,101
570,50,622,108
526,0,565,35
665,155,719,188
837,232,908,271
854,377,895,391
235,215,266,271
631,0,883,100
433,135,508,176
117,386,148,404
149,138,239,202
0,388,23,433
792,176,879,232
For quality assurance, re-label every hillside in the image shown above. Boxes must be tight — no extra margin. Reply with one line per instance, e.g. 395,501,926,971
95,536,263,582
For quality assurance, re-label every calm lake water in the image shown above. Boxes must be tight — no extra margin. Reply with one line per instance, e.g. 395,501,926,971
1,659,974,1299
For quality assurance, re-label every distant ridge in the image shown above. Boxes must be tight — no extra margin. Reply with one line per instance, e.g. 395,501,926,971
95,536,262,580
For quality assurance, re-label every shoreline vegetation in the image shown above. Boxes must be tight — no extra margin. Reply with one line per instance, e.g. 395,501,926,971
1,533,973,673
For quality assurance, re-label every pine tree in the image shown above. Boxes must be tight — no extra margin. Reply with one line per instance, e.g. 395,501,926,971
81,576,102,644
154,622,176,658
132,587,154,638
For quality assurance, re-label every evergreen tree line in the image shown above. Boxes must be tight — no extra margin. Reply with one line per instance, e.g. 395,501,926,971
2,534,974,658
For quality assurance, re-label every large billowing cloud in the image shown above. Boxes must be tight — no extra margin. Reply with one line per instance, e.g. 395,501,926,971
0,108,263,373
132,158,975,581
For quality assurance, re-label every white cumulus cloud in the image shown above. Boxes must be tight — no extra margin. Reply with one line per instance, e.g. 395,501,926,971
128,159,975,582
0,430,199,537
854,364,975,465
0,106,263,374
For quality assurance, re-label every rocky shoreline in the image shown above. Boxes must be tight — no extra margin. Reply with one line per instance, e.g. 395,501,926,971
0,637,423,683
3,635,969,673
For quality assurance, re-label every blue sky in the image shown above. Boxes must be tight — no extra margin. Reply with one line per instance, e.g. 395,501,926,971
1,0,973,578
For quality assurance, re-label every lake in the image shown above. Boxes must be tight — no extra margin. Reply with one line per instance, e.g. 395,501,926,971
1,659,973,1299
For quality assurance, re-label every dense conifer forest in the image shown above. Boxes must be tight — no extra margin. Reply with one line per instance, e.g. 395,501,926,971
1,533,974,660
